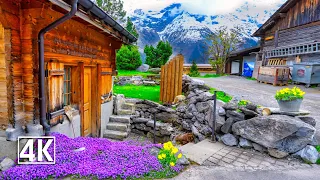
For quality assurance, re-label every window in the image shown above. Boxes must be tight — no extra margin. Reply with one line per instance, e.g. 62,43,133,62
63,67,72,106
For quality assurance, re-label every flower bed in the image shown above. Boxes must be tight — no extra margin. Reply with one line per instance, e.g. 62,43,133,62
1,133,185,180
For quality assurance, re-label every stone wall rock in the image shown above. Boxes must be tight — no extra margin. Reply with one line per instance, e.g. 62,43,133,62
294,145,319,164
232,115,316,153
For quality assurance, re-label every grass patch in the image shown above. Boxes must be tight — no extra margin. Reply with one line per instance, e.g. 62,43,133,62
201,74,225,78
209,88,233,103
118,70,154,78
246,77,257,81
114,84,160,103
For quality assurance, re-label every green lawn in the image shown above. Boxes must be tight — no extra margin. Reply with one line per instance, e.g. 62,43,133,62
209,88,233,103
114,84,160,102
118,70,154,78
201,74,225,78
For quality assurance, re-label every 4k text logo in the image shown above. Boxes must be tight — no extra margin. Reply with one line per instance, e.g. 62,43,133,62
18,136,56,164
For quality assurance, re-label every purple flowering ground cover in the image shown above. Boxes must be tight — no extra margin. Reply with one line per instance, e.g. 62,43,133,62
0,133,184,180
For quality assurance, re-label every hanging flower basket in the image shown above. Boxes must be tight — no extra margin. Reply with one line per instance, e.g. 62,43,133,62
275,87,305,112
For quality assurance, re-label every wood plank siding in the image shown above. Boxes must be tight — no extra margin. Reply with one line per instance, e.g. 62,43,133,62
0,0,126,136
256,0,320,63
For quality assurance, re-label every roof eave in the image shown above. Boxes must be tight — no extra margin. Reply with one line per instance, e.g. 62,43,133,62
252,0,298,37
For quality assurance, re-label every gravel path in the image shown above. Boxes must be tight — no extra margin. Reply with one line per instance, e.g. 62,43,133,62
195,76,320,141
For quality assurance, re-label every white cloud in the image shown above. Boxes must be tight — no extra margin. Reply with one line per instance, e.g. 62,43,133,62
123,0,286,15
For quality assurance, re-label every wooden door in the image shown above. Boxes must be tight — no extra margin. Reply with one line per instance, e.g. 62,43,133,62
83,67,92,136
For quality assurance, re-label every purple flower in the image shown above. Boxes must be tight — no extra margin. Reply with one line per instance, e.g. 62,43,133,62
1,133,181,180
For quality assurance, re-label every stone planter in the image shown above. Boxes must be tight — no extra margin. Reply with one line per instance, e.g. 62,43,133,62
277,99,302,112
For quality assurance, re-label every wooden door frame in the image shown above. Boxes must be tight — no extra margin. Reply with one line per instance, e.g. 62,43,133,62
79,63,100,137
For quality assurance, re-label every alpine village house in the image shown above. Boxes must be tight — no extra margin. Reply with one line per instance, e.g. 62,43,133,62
253,0,320,76
0,0,137,142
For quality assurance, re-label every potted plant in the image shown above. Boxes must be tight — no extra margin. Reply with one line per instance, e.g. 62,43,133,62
275,87,305,112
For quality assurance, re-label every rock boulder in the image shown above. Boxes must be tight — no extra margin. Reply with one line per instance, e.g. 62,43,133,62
232,115,316,153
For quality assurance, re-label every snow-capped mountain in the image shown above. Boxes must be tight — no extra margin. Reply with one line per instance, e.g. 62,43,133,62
129,2,283,63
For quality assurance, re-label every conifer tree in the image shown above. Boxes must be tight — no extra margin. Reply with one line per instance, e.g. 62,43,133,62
188,60,200,77
126,17,139,39
96,0,126,22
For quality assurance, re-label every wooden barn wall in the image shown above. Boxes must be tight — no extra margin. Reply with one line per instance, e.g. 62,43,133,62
0,1,19,128
271,0,320,32
262,0,320,52
24,2,117,121
263,21,320,51
0,0,121,128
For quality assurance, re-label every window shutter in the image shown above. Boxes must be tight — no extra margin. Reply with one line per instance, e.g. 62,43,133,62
46,61,65,125
101,67,112,103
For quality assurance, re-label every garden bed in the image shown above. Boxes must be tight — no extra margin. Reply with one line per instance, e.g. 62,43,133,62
0,133,187,180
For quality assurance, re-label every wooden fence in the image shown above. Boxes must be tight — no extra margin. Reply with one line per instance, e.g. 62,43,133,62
160,54,184,104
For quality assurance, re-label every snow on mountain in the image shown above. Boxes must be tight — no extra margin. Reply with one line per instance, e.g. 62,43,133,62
129,1,283,63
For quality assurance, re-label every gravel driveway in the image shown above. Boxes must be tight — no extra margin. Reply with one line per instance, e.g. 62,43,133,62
195,76,320,141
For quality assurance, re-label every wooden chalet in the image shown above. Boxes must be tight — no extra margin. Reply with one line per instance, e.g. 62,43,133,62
0,0,137,140
253,0,320,85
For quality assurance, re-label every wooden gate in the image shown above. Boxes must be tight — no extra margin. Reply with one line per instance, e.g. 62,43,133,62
160,54,184,104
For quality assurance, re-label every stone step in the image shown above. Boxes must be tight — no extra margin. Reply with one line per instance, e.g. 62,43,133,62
121,102,135,110
106,122,129,132
103,130,128,140
117,109,134,115
109,115,131,124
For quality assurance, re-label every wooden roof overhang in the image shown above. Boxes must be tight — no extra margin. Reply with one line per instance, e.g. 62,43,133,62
49,0,137,44
252,0,298,37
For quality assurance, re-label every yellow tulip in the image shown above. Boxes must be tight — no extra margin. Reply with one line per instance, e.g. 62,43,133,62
158,155,163,160
170,162,175,167
162,154,166,158
177,153,182,159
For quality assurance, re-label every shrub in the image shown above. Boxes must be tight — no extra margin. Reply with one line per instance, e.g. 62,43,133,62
116,45,142,70
275,87,305,101
188,60,200,77
144,41,173,68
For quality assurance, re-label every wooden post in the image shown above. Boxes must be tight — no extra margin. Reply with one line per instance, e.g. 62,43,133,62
160,66,164,102
174,57,179,98
178,55,184,95
170,59,175,101
79,62,84,136
97,64,102,137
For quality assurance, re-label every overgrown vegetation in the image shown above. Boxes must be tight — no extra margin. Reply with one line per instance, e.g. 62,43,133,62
114,85,160,102
116,45,142,70
206,26,243,74
188,60,200,77
144,41,173,68
209,88,233,103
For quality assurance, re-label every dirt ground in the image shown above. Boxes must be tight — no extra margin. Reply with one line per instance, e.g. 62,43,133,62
196,75,320,141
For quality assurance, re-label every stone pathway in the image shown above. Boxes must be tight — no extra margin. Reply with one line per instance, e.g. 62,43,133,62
180,139,310,170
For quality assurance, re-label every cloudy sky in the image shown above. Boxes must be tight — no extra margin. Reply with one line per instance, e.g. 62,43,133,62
123,0,286,15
